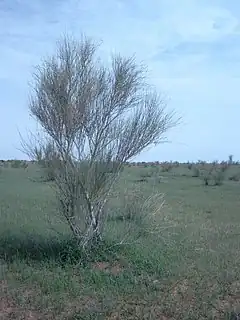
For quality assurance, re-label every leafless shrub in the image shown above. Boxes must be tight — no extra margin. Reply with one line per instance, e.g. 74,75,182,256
192,167,200,177
229,173,240,181
108,188,166,242
21,35,179,250
203,174,210,186
174,161,179,167
21,160,29,170
161,163,173,172
34,142,62,181
220,163,229,172
212,160,219,167
201,166,226,186
198,160,206,166
187,162,193,170
201,167,213,186
140,170,153,178
3,162,8,168
212,170,225,186
10,160,22,168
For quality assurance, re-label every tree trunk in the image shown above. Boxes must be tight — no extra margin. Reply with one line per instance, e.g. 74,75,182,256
81,220,102,250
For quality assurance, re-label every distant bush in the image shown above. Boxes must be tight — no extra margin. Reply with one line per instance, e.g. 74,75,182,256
11,160,22,168
198,160,206,166
202,172,211,186
140,171,153,178
161,164,173,172
174,161,180,167
134,178,148,183
140,166,160,179
201,165,228,186
211,160,218,167
32,143,61,182
212,170,225,186
3,162,8,168
229,173,240,182
21,161,28,169
192,167,200,177
220,163,228,172
187,162,193,170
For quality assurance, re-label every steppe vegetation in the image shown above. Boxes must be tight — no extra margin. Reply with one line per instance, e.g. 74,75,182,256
1,35,240,319
1,158,240,319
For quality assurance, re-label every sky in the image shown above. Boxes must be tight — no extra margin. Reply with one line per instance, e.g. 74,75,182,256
0,0,240,162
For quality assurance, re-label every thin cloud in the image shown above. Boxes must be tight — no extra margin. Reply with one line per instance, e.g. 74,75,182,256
0,0,240,161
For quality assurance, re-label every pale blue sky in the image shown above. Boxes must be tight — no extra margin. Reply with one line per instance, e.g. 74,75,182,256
1,0,240,162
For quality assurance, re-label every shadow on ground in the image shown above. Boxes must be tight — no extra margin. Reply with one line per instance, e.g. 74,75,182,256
0,231,120,266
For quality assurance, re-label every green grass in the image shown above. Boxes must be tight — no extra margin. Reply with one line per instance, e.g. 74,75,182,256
1,163,240,319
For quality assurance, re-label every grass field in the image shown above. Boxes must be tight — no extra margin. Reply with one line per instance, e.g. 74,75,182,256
1,162,240,319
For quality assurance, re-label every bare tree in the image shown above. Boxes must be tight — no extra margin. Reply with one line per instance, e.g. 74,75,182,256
22,35,179,250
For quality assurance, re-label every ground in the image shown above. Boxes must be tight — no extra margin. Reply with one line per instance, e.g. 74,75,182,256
0,162,240,319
